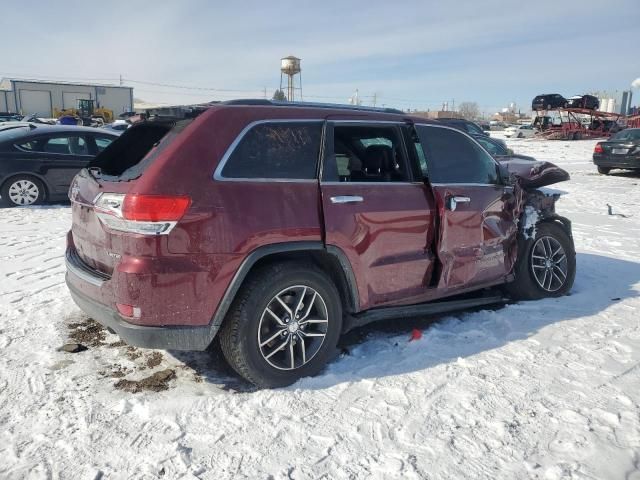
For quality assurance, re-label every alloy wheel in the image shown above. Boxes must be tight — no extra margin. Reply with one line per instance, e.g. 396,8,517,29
8,179,40,206
530,236,568,292
257,285,329,370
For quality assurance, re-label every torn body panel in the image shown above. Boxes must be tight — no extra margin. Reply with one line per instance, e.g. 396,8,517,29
500,157,570,189
428,158,570,292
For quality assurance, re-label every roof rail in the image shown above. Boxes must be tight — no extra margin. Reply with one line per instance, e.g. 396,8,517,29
221,99,405,115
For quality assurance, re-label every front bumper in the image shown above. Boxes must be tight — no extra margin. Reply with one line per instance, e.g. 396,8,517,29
65,250,219,351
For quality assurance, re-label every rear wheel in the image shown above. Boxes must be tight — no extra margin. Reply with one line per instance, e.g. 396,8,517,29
506,222,575,300
219,262,342,388
1,176,45,207
597,166,611,175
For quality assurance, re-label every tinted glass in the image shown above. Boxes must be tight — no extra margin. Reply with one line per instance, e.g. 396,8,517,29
18,135,88,155
465,122,485,135
94,136,114,152
415,126,499,184
611,129,640,141
222,122,322,179
474,136,505,156
323,125,410,183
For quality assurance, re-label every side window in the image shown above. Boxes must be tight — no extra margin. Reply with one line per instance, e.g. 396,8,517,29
221,122,322,179
18,136,88,155
323,125,410,183
415,126,499,184
43,137,72,154
17,139,39,151
94,136,114,152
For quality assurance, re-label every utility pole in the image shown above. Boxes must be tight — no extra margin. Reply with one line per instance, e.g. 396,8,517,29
119,74,123,86
263,87,267,99
372,92,377,107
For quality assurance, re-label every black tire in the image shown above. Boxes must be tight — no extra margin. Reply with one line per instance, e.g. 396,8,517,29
517,132,523,138
597,166,611,175
219,262,343,388
0,176,46,207
506,222,576,300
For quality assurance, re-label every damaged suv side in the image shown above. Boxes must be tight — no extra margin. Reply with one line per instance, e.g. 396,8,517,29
65,101,575,387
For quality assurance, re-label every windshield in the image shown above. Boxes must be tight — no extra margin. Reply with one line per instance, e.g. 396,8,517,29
611,129,640,141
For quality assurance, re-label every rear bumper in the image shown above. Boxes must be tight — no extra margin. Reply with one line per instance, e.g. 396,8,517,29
593,154,640,169
66,275,218,350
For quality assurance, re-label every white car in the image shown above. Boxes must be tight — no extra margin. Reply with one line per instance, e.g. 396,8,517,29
505,124,536,138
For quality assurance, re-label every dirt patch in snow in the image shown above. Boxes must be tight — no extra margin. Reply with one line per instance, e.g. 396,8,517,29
67,319,106,347
114,369,176,393
101,365,132,379
145,352,163,369
125,346,142,361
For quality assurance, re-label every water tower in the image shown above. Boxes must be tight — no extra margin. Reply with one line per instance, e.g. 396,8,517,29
280,55,302,101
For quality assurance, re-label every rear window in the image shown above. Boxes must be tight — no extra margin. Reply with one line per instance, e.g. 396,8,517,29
89,121,182,180
220,122,322,180
611,129,640,141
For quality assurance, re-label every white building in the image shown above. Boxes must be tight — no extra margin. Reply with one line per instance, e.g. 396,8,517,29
0,78,133,117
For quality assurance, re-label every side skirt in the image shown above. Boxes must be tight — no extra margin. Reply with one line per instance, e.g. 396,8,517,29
343,294,507,332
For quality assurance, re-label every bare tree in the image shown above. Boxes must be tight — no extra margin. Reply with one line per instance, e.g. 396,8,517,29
458,101,480,120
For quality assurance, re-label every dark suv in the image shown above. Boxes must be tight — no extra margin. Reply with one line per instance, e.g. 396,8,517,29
435,117,488,136
66,101,575,387
532,94,567,111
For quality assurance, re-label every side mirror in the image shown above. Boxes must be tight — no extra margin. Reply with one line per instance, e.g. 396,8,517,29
506,148,514,155
497,163,511,185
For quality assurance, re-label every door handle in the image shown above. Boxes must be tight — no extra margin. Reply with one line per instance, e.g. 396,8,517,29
330,195,364,204
447,195,471,211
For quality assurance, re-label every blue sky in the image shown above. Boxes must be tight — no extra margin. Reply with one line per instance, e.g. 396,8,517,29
2,0,638,114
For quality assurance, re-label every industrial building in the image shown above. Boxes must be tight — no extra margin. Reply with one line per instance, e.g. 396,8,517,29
0,78,133,117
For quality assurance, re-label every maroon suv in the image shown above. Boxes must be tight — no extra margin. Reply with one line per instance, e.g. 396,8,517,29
66,101,575,387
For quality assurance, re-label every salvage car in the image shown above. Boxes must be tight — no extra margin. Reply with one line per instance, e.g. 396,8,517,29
593,128,640,174
0,124,118,206
532,94,567,111
472,134,535,161
435,117,489,136
65,101,575,387
566,95,599,110
505,124,536,138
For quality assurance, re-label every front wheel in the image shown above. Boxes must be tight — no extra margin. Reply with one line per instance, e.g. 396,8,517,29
597,166,611,175
506,222,576,300
219,262,342,388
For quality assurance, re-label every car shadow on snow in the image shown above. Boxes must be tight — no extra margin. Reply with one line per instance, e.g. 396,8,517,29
0,201,70,210
172,252,639,391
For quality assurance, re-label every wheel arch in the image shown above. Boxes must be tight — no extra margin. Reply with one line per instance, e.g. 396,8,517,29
537,214,573,243
211,242,360,330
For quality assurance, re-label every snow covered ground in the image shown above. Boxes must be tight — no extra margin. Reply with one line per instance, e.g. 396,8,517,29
1,136,639,479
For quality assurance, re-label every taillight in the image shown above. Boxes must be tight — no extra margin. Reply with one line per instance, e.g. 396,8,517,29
594,143,604,154
94,193,190,235
116,303,141,319
122,195,191,222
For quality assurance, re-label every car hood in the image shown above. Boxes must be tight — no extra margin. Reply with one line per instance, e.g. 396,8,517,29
499,156,570,188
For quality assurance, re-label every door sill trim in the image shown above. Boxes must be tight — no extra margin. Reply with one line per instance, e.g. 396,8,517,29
343,294,507,332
